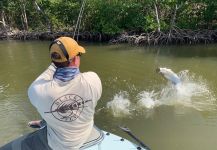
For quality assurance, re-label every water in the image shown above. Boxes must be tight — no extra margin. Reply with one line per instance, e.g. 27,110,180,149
1,41,217,150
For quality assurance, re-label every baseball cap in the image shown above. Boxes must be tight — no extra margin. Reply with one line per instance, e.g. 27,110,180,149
49,37,85,63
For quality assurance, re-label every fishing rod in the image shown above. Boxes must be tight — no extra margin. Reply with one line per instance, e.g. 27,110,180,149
119,126,151,150
73,0,86,41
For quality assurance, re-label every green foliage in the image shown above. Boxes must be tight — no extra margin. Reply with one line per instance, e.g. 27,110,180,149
1,0,217,34
84,0,122,34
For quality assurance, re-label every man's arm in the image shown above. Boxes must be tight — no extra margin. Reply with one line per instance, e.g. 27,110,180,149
35,63,57,81
28,63,56,108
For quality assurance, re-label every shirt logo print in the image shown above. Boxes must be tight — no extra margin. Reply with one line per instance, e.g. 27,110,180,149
45,94,91,122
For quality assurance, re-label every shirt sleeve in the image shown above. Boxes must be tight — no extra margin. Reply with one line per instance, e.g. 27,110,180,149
84,72,102,107
35,63,56,81
28,63,56,108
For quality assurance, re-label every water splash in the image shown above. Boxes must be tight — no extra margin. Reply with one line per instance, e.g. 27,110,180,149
137,70,216,112
106,91,131,117
137,91,159,109
106,70,216,117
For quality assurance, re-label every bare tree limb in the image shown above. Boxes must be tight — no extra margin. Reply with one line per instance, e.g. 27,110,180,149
154,0,161,32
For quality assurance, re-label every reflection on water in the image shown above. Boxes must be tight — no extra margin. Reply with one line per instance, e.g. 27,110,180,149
107,70,216,118
148,44,217,57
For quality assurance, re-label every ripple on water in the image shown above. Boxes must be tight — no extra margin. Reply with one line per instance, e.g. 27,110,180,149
0,99,19,119
0,94,30,146
0,84,10,98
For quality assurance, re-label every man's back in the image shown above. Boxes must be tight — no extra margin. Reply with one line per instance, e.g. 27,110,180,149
28,64,102,150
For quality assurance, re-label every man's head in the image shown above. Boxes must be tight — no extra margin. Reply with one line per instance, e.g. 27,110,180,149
49,37,85,68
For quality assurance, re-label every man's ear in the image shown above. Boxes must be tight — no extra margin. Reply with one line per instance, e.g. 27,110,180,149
70,56,80,67
75,56,80,66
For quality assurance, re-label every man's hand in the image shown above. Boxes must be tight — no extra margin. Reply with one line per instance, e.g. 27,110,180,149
28,120,42,128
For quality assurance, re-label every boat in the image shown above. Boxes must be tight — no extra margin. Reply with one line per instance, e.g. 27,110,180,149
0,126,150,150
82,126,149,150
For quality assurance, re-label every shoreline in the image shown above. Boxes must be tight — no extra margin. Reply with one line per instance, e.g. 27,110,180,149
0,31,113,42
110,28,217,46
1,28,217,46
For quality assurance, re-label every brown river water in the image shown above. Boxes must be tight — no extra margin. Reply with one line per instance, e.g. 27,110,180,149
0,41,217,150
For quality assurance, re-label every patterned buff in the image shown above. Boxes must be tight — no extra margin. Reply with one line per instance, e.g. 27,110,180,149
54,67,80,82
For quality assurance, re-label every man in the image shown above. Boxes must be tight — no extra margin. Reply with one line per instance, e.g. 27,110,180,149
156,67,181,85
26,37,102,150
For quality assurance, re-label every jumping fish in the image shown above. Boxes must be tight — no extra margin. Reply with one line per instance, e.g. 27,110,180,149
156,67,181,85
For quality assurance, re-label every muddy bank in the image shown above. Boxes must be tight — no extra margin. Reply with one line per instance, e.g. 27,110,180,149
0,30,113,42
1,28,217,46
110,28,217,45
